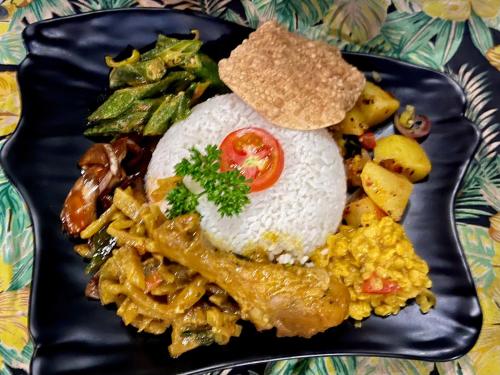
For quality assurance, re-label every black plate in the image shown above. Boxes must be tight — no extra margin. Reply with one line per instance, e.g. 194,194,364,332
0,8,482,375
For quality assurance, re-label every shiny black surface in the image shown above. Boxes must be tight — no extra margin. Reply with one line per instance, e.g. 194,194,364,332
0,8,482,375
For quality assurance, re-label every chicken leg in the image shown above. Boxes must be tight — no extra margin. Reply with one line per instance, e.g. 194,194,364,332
153,215,350,338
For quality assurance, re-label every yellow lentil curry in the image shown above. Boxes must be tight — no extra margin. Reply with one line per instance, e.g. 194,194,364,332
312,213,435,321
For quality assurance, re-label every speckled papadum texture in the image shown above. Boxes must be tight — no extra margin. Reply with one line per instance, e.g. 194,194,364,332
218,21,366,130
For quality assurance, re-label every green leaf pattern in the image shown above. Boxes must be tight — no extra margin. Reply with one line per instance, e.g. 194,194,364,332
323,0,390,44
354,357,434,375
8,0,76,32
239,0,331,31
433,21,466,68
446,64,500,222
457,223,498,290
0,31,26,66
0,140,33,375
74,0,138,11
435,355,475,375
0,1,499,375
468,12,495,55
391,0,422,14
160,0,232,17
265,357,357,375
456,157,499,221
484,13,500,31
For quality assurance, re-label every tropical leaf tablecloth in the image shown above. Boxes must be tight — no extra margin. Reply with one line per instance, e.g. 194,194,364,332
0,1,499,374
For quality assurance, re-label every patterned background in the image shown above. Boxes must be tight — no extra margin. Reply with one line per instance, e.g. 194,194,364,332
0,1,499,374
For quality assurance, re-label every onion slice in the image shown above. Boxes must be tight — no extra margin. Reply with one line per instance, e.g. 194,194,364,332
394,111,431,139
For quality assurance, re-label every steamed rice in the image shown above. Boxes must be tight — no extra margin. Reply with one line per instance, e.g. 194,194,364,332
146,94,346,263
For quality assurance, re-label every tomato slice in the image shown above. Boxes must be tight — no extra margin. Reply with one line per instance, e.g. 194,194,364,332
220,127,284,192
362,273,400,294
359,131,376,150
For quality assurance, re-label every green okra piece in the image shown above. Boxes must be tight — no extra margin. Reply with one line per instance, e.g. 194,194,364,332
143,92,190,136
185,53,225,90
88,71,194,122
174,92,190,122
85,112,149,137
186,81,211,105
109,39,201,89
88,87,140,123
85,98,162,137
156,39,203,67
130,97,163,113
109,58,167,89
140,34,180,61
138,70,194,98
143,95,177,136
170,74,193,94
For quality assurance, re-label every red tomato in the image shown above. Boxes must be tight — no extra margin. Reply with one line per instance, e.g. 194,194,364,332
359,132,376,150
362,273,400,294
220,127,284,192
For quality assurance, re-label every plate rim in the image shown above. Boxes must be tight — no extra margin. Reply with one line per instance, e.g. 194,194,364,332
0,8,483,373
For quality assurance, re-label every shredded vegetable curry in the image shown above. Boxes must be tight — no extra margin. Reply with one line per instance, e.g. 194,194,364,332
86,187,242,357
83,187,350,356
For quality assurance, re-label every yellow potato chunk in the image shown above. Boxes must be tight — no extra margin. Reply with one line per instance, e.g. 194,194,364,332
360,161,413,221
339,82,400,135
344,196,386,227
338,105,368,135
374,135,432,182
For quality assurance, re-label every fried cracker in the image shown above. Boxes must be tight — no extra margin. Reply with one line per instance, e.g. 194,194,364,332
218,21,366,130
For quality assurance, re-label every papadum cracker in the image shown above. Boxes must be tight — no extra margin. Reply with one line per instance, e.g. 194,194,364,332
218,21,366,130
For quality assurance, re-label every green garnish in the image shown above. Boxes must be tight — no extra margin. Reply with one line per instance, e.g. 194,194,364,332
167,183,200,219
166,145,251,219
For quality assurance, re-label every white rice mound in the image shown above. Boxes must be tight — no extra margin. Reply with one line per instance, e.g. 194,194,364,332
146,94,346,263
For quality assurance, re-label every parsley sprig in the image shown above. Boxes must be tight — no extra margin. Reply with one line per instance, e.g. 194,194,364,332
166,145,251,218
